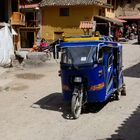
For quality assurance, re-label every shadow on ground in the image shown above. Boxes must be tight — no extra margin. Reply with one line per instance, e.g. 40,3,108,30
124,62,140,78
106,105,140,140
32,92,72,119
132,42,140,45
33,92,113,119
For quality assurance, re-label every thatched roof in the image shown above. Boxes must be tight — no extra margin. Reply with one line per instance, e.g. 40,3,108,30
40,0,107,7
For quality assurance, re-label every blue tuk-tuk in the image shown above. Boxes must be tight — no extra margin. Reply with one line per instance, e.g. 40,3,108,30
55,40,126,119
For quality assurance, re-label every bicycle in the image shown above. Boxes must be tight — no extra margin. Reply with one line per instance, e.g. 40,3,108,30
30,45,52,60
43,48,52,60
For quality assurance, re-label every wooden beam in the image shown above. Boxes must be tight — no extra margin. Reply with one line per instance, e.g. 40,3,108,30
18,0,20,12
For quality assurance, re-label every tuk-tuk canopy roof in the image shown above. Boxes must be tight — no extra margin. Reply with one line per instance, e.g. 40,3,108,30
60,41,121,48
63,35,99,42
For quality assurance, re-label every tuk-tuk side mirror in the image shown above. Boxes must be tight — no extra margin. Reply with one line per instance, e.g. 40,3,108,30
97,48,103,64
96,43,104,64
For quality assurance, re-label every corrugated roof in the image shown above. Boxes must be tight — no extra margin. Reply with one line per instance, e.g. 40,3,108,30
119,15,140,20
40,0,107,7
94,15,123,26
112,17,127,23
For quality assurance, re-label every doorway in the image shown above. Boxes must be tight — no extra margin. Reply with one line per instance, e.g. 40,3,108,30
20,31,34,48
54,32,64,40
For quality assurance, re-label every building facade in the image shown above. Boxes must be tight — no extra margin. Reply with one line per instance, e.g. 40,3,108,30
0,0,12,24
105,0,116,18
10,0,42,49
115,0,140,17
40,0,112,41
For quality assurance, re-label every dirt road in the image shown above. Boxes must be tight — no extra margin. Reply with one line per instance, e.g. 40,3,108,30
0,40,140,140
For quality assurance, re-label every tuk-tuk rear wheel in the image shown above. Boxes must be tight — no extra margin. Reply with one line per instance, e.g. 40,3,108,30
114,90,121,100
71,93,83,119
121,84,126,96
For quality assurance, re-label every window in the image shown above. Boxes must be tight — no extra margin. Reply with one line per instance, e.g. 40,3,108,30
112,0,115,6
60,8,69,16
112,8,114,13
127,0,131,3
107,0,111,4
107,8,110,12
61,47,96,65
99,9,102,16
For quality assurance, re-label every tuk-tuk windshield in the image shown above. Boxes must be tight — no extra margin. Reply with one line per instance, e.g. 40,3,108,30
61,46,97,65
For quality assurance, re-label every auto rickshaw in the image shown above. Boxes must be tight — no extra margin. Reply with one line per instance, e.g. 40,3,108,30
54,40,126,119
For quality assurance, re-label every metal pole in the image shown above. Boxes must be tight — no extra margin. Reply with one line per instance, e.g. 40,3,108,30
34,11,36,44
108,22,111,36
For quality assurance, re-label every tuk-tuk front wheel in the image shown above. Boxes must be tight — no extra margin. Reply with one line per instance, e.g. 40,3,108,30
71,90,83,119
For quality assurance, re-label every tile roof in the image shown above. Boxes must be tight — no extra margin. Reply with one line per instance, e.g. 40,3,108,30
19,3,39,9
79,21,93,29
40,0,106,7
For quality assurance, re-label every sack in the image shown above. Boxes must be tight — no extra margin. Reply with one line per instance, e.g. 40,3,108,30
0,24,14,67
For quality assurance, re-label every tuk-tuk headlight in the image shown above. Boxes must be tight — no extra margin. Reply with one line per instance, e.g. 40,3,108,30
74,77,82,83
